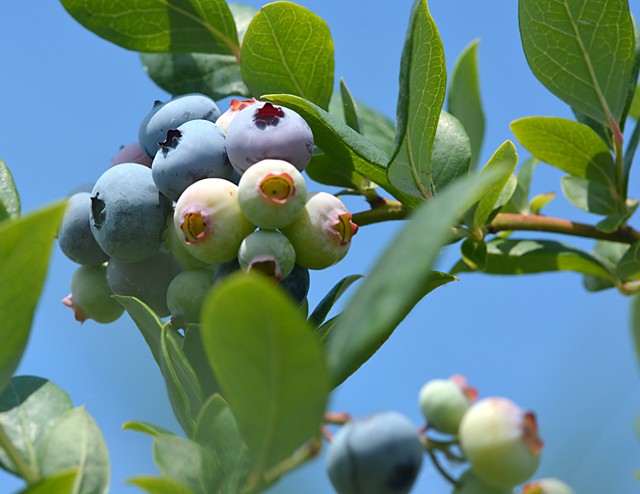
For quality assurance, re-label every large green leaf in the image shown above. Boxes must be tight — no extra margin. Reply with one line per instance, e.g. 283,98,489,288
60,0,240,56
0,377,72,478
201,274,330,480
264,94,420,207
140,3,255,100
511,117,617,191
447,39,485,169
325,170,500,386
183,324,221,398
387,0,447,199
452,238,618,284
519,0,635,125
18,469,78,494
561,176,618,215
193,395,251,494
38,407,110,494
0,202,66,394
0,160,20,222
241,2,334,109
128,477,194,494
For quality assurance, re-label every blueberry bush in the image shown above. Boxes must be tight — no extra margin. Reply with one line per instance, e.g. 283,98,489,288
1,0,639,492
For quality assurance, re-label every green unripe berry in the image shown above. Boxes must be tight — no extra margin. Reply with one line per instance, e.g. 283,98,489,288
459,397,543,489
237,159,307,229
238,229,296,281
522,478,574,494
166,269,215,329
418,375,477,434
454,470,515,494
62,265,123,324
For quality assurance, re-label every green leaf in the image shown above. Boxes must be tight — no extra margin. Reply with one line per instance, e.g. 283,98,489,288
0,377,72,477
308,275,363,328
60,0,240,56
18,469,78,494
339,78,362,133
503,158,538,215
447,39,485,169
193,395,251,494
114,296,165,367
461,238,487,271
630,84,640,120
325,170,500,386
429,111,472,192
583,240,629,291
241,2,334,109
38,407,110,494
471,141,518,229
264,93,420,207
0,160,20,222
615,241,640,281
0,201,66,394
128,476,195,494
139,3,255,100
518,0,635,125
621,14,640,129
305,153,366,191
596,199,638,233
452,238,618,284
387,0,446,199
152,435,219,494
529,192,556,215
561,176,618,215
159,325,204,437
201,274,330,477
183,324,221,398
511,117,617,190
122,421,175,438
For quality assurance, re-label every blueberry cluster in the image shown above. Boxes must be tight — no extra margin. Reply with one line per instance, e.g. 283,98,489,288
58,93,359,326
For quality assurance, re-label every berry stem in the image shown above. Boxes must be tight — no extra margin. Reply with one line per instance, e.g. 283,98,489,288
427,449,458,487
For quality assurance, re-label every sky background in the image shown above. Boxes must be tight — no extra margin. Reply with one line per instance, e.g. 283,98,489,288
1,1,640,493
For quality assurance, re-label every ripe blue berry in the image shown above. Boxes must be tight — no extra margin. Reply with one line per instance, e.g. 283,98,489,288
225,102,314,174
152,119,232,201
139,93,222,158
238,229,296,281
90,163,172,262
326,411,424,494
58,192,109,266
62,265,123,324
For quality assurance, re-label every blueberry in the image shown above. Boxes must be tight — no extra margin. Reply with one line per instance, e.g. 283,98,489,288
238,159,307,229
90,163,172,262
326,411,424,494
282,192,359,270
279,263,310,304
110,142,152,168
213,257,242,283
174,178,255,264
215,98,259,133
58,192,109,266
238,229,296,281
418,375,477,435
166,268,214,329
139,93,222,159
106,250,183,317
152,119,232,201
459,398,542,489
62,265,123,324
225,102,314,174
163,212,211,270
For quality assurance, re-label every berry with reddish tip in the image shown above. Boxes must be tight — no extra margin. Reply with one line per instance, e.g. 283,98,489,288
225,102,314,174
418,375,477,435
282,192,359,270
459,397,543,489
522,478,574,494
63,265,123,324
174,178,255,264
326,411,424,494
238,159,307,229
238,229,296,281
215,98,259,133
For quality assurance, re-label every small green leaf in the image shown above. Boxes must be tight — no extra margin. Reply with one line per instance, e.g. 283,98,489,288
183,324,221,399
326,170,500,386
339,78,362,133
38,407,110,494
615,241,640,281
596,199,638,233
128,476,195,494
201,274,330,477
60,0,240,56
561,176,618,215
139,4,256,100
452,238,618,284
193,395,251,494
387,0,446,199
461,238,487,271
429,111,472,193
529,192,556,215
0,160,20,222
264,93,419,207
122,421,175,438
153,435,219,494
306,153,367,191
308,274,363,327
0,377,72,477
18,469,78,494
630,84,640,120
0,201,66,394
583,240,629,292
519,0,635,125
471,141,518,229
511,117,617,190
447,39,485,169
241,2,334,109
503,158,538,215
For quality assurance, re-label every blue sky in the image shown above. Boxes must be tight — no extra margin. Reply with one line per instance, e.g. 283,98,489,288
1,1,639,493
